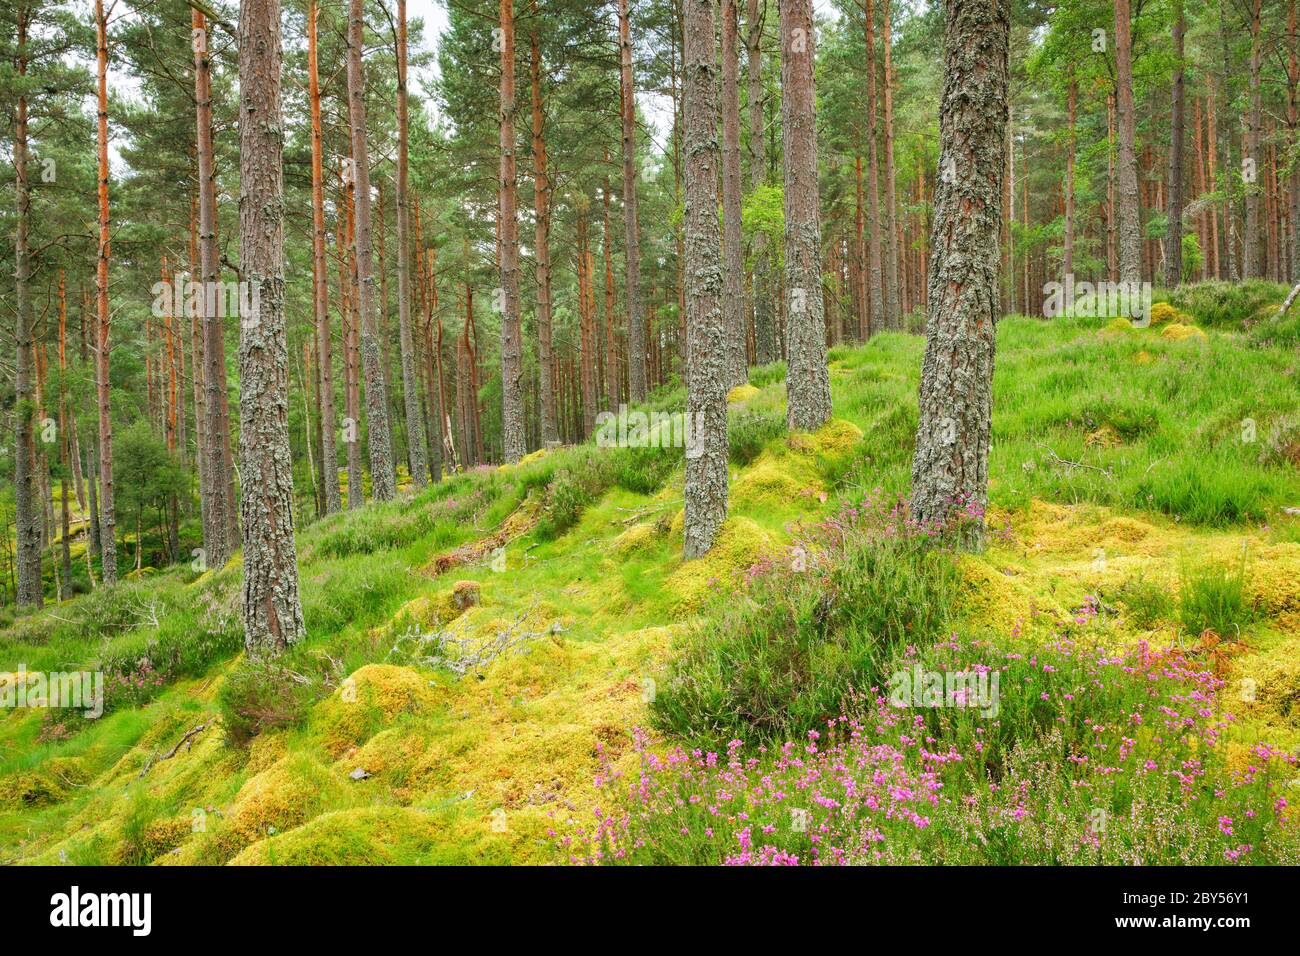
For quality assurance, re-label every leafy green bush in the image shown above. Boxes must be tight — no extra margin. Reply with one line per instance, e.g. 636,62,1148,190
651,494,962,748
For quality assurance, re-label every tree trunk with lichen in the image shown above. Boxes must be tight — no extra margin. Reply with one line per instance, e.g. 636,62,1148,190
910,0,1009,544
238,0,306,653
781,0,832,432
682,0,728,560
1164,0,1185,287
95,0,118,587
13,4,42,607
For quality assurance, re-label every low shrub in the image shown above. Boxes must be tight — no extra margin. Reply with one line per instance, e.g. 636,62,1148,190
650,492,963,748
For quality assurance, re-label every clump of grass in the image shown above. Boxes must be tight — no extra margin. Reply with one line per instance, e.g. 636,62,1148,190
651,492,962,749
727,409,786,466
1164,279,1287,329
1108,570,1176,629
1178,549,1258,640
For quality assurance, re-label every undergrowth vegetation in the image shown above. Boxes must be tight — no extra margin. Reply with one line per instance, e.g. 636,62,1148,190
1,310,1297,866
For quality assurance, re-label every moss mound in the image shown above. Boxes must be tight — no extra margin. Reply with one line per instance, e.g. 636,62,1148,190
1160,322,1207,342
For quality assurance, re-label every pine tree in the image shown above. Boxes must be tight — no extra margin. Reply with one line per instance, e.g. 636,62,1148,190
910,0,1010,544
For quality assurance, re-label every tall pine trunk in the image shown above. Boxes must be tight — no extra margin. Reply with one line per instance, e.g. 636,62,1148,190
721,0,747,387
910,0,1009,544
194,10,238,567
1164,0,1185,286
95,0,118,586
682,0,728,560
238,0,305,652
619,0,648,403
346,0,398,496
1114,0,1143,285
529,26,558,445
498,0,526,462
12,3,42,607
308,0,341,513
781,0,832,432
1064,69,1076,279
1243,0,1263,278
881,0,900,327
395,0,428,487
747,0,775,362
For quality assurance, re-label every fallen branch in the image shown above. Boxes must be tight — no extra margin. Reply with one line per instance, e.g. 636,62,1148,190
1036,443,1114,479
138,721,211,778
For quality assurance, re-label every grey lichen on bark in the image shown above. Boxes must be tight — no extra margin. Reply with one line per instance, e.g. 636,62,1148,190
780,0,833,434
238,0,306,653
682,0,729,561
909,0,1010,549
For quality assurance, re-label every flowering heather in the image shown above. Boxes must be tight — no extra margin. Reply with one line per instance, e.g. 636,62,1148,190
563,635,1300,865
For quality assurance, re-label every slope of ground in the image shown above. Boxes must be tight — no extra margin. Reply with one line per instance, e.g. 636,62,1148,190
1,308,1297,865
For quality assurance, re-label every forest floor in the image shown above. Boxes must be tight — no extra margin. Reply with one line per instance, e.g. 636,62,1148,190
3,288,1300,864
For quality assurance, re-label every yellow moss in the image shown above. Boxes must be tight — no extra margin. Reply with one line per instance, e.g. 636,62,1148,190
1149,302,1185,327
1231,635,1300,732
955,557,1057,631
664,517,775,612
1099,516,1156,544
612,521,659,557
786,418,864,457
228,807,463,865
1085,425,1123,448
214,753,349,854
1160,322,1207,342
245,732,288,776
732,451,824,511
1244,543,1300,622
497,448,550,472
1133,350,1155,365
727,383,761,403
313,663,443,758
1099,317,1133,337
0,757,89,809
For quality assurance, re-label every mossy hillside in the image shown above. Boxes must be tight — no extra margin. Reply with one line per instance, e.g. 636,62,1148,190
1,315,1297,864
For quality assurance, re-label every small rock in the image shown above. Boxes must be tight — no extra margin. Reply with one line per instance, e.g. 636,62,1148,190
349,768,372,781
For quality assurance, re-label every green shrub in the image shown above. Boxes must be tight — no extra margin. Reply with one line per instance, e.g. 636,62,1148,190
1165,279,1287,329
218,657,321,745
1178,549,1257,640
651,495,962,748
1108,570,1175,629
